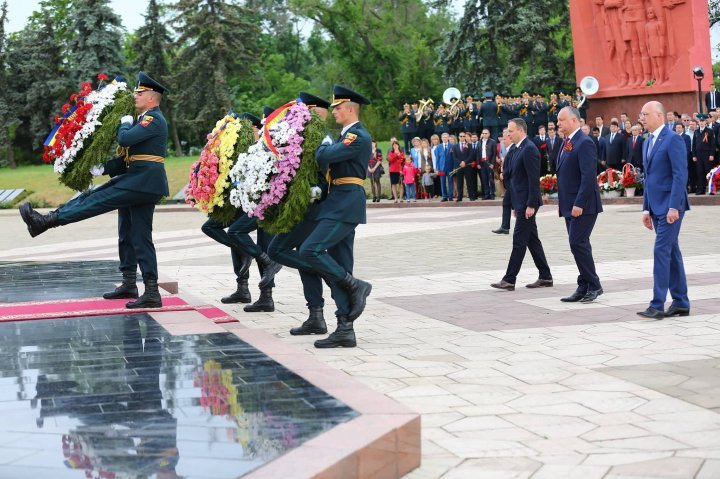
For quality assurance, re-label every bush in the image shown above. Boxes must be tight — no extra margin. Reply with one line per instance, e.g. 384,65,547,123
28,198,52,208
0,201,12,209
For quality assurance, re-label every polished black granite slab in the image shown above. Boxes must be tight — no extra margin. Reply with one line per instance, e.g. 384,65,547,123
0,260,123,303
0,314,357,478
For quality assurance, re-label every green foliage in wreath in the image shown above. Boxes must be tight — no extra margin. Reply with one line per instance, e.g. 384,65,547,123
59,92,136,192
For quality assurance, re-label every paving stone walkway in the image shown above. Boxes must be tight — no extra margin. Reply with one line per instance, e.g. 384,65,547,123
3,202,720,478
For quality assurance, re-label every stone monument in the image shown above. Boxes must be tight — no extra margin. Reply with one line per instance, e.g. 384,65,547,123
570,0,713,119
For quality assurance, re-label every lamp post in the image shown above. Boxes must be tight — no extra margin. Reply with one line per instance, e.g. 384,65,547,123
693,66,704,114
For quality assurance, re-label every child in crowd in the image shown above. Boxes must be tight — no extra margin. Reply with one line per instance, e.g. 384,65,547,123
402,157,417,202
421,164,435,201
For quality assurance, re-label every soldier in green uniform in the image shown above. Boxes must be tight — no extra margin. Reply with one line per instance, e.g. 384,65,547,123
268,91,343,337
19,72,170,309
271,85,373,348
223,105,283,313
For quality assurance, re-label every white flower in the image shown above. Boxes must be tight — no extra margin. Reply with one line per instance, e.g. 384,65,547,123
53,81,128,174
229,141,278,212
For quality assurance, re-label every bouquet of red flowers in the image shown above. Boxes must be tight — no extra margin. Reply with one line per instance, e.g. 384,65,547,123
620,163,643,188
539,174,557,194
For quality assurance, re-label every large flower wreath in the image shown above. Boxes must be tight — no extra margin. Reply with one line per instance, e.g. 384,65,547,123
185,114,254,225
228,101,324,234
43,74,135,192
597,168,624,191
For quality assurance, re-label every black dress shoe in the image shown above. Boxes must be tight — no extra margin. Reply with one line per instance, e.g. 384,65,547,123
492,228,510,234
665,306,690,317
441,198,448,202
637,307,665,319
490,280,515,291
580,288,603,303
560,291,585,302
526,278,553,288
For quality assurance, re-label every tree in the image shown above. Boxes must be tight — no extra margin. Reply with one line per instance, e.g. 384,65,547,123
0,0,16,168
711,0,720,28
441,0,574,95
170,0,261,143
132,0,183,156
8,18,71,154
67,0,125,84
289,0,450,138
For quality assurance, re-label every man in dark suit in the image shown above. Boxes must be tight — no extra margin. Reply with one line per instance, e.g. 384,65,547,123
595,116,611,137
637,101,690,319
546,126,562,174
20,71,169,309
706,84,720,112
534,125,550,174
556,107,604,303
491,118,553,291
463,132,479,200
452,134,470,201
604,120,627,169
692,113,715,194
493,129,514,234
626,124,645,169
478,129,497,199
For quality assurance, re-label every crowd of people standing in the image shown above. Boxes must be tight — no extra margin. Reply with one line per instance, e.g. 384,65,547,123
369,86,720,202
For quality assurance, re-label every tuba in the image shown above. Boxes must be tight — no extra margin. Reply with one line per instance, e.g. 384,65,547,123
443,87,462,122
580,76,599,96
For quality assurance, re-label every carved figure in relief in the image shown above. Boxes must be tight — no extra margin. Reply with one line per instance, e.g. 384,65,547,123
645,5,667,84
621,0,651,86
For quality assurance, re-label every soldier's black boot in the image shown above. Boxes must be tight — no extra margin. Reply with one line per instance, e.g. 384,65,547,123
243,287,274,312
19,203,60,238
314,316,356,348
290,306,327,335
103,271,139,299
221,278,252,304
256,253,282,289
337,273,372,320
126,279,162,309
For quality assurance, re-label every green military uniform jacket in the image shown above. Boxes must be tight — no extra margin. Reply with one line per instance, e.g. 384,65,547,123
104,106,170,196
315,121,371,225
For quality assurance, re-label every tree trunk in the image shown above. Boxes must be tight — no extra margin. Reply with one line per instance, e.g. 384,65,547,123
6,147,16,169
166,100,183,157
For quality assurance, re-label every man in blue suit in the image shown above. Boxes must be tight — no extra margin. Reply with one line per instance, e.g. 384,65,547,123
638,101,690,319
437,132,454,201
491,118,553,291
556,107,604,303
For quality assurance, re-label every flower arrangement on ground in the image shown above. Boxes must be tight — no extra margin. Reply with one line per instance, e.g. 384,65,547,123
621,163,643,189
43,74,135,192
185,114,254,225
706,165,720,194
539,174,558,194
228,101,325,234
597,168,624,192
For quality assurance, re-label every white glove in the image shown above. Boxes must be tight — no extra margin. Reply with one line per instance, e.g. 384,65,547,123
90,165,105,176
310,186,322,202
322,135,333,145
120,115,134,125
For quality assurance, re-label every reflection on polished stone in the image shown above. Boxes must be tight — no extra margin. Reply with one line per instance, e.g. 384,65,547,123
0,314,357,478
0,260,123,303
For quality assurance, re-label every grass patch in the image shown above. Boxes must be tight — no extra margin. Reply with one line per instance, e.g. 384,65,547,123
0,156,198,207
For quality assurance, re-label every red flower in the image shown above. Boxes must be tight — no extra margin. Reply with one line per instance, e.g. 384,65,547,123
471,161,478,168
438,170,445,176
61,103,70,114
97,73,109,81
69,93,79,102
54,114,60,124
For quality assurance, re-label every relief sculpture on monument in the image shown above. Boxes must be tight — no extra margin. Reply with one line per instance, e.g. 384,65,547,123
592,0,686,89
